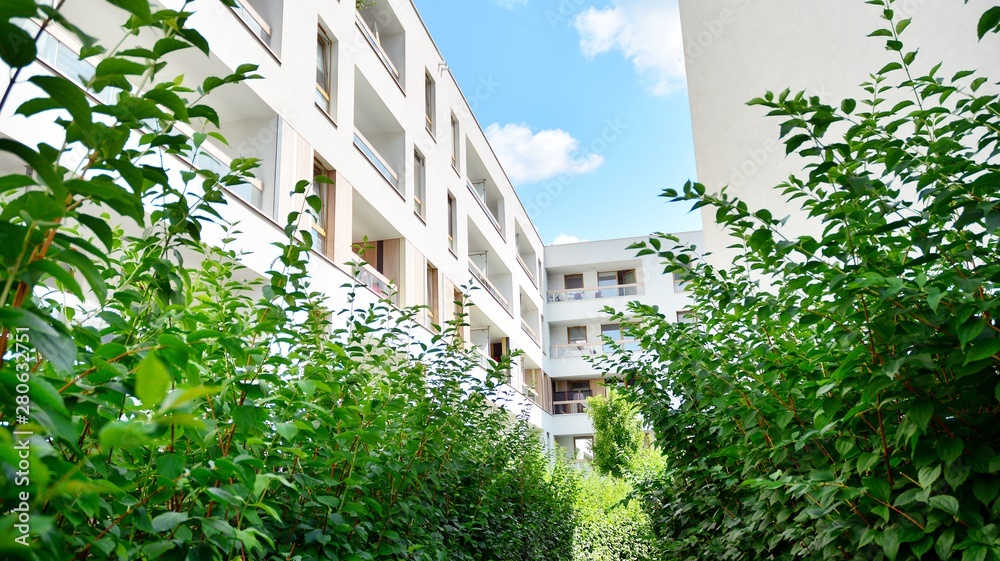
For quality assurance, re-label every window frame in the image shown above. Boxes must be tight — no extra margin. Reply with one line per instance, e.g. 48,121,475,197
424,72,435,134
413,150,426,220
316,26,333,110
450,114,460,172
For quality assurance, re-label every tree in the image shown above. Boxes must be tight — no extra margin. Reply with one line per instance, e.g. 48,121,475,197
587,389,643,479
598,1,1000,559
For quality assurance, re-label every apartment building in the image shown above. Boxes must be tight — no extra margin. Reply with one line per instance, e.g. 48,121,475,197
678,0,1000,267
541,234,701,460
0,0,697,459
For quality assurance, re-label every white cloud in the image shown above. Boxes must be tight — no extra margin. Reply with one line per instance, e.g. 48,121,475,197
485,123,603,185
551,234,587,245
493,0,528,8
574,0,686,95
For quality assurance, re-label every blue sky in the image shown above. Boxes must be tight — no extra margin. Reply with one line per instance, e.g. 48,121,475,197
413,0,702,245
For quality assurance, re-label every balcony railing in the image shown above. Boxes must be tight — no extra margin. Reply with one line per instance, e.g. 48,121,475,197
354,260,398,306
356,13,401,81
467,180,503,238
231,0,271,46
353,129,399,191
550,342,603,358
553,390,592,415
468,259,511,312
516,253,537,286
521,317,540,344
547,283,643,303
549,340,638,358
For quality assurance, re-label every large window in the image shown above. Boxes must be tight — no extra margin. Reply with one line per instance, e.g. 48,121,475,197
567,326,587,344
316,27,333,111
414,151,426,219
598,268,638,297
424,72,435,134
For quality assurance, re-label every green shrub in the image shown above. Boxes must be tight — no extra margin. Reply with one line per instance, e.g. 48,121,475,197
598,2,1000,559
0,2,576,559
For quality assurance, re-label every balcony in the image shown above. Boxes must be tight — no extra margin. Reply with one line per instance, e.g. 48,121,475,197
549,340,637,359
353,128,399,192
230,0,272,47
354,260,398,306
521,317,540,345
355,6,405,89
547,283,643,303
553,390,591,415
467,180,503,238
469,258,511,312
516,253,537,287
550,342,603,359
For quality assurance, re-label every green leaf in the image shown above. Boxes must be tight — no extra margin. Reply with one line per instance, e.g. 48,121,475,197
936,529,955,559
28,75,92,126
76,214,115,250
927,494,959,515
964,338,1000,364
0,0,37,18
54,248,108,304
863,476,890,503
157,453,186,480
0,22,37,69
883,526,901,561
978,7,1000,39
95,57,148,78
957,317,985,349
136,353,170,409
98,421,152,449
276,422,299,440
973,478,999,505
963,545,988,561
907,400,933,433
151,511,188,533
918,465,941,489
28,260,84,300
937,437,964,465
107,0,152,22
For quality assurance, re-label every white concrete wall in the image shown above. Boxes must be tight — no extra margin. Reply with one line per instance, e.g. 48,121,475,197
679,0,1000,268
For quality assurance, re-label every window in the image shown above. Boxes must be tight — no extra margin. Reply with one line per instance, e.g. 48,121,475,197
450,115,460,171
567,326,587,344
447,192,457,253
597,268,638,297
316,27,333,110
574,436,594,461
424,72,435,133
673,262,691,292
564,274,584,290
413,151,426,219
602,323,622,352
310,161,332,255
601,323,621,341
426,263,439,324
677,310,695,324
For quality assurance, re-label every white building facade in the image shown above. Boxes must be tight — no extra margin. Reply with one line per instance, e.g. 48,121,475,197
679,0,1000,267
0,0,697,459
